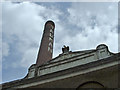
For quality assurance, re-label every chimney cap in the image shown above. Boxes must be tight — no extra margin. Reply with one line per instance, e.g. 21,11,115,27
45,20,55,28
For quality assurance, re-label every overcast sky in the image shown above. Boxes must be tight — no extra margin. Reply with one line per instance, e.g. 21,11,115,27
2,2,118,83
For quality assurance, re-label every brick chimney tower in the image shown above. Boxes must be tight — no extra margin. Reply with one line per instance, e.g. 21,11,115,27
36,20,55,66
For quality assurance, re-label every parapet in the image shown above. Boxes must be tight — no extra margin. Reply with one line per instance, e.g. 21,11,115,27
27,44,114,79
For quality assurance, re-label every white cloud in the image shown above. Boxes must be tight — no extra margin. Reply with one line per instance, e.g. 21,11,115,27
66,2,118,52
2,2,118,83
2,2,63,68
2,2,118,70
20,48,38,68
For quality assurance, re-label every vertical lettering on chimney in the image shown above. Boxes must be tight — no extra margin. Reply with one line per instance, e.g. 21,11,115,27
48,27,54,53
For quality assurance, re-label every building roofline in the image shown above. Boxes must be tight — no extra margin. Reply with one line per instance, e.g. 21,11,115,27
2,52,120,89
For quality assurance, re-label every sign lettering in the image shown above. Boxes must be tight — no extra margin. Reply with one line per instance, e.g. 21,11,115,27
48,26,54,53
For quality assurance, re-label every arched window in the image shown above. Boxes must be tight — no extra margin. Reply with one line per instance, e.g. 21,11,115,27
76,81,105,89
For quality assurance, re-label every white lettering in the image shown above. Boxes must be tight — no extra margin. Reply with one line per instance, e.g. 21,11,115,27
49,37,53,41
48,47,50,52
51,25,54,30
50,49,52,53
50,29,53,33
48,27,54,53
48,46,53,53
49,42,52,47
49,33,53,39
